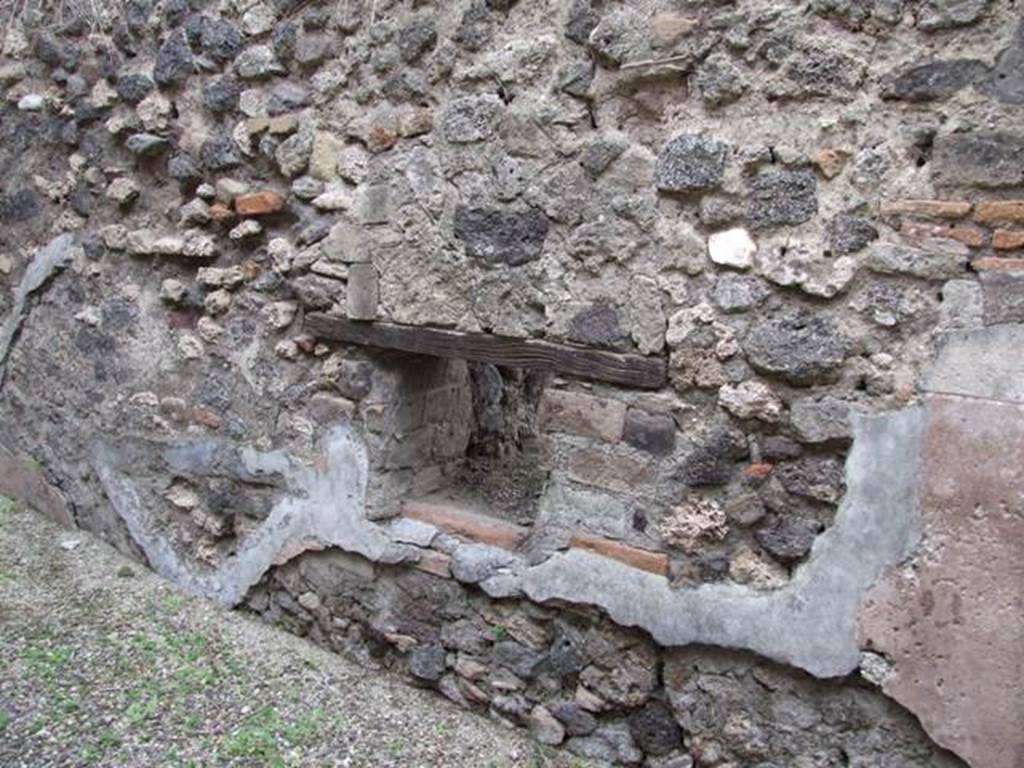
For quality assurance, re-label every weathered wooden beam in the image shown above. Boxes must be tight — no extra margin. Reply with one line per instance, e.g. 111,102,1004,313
305,314,668,390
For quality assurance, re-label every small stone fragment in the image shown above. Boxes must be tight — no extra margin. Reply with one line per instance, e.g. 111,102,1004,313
235,191,285,216
708,228,756,270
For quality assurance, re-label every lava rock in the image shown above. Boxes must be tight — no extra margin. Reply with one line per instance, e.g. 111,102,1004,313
453,206,549,266
748,169,818,228
628,702,683,756
116,73,155,104
827,214,878,255
755,517,821,563
622,408,677,457
408,642,446,683
201,133,242,171
655,134,730,193
154,29,193,87
712,274,771,313
441,94,502,143
883,59,988,102
567,303,626,347
677,427,747,487
493,641,546,679
565,0,602,45
550,702,598,736
202,76,240,113
267,82,310,116
194,14,243,63
399,20,437,63
168,153,202,182
744,312,851,385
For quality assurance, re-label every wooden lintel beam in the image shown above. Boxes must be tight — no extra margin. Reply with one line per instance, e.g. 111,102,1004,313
304,314,668,390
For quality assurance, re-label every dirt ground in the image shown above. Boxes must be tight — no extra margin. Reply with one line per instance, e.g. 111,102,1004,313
0,497,582,767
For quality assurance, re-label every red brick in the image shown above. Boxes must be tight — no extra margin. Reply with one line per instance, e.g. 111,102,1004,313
191,407,222,429
538,389,626,443
971,257,1024,272
412,551,453,578
570,534,669,577
208,203,235,223
900,222,986,248
974,200,1024,224
402,500,528,550
992,229,1024,250
881,199,972,219
745,462,774,480
234,191,285,216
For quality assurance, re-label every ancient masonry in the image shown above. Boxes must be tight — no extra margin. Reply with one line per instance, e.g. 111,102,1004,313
1,0,1023,766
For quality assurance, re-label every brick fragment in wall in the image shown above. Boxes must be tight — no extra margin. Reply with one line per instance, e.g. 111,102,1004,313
972,256,1024,272
537,389,626,443
991,229,1024,250
569,534,669,577
402,500,528,551
974,200,1024,223
900,221,985,248
880,199,972,219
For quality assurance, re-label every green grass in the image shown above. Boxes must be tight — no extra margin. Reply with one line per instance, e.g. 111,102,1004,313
0,710,9,735
218,705,326,765
0,495,15,527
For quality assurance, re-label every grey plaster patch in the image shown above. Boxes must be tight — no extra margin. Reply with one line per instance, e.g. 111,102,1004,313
0,234,75,386
921,324,1024,403
522,408,925,679
91,424,415,607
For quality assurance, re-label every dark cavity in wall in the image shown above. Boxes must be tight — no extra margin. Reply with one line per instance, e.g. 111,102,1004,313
454,363,551,526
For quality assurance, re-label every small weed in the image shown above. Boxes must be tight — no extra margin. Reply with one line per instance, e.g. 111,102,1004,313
22,641,74,680
0,495,14,526
0,710,9,734
159,592,187,614
490,624,510,641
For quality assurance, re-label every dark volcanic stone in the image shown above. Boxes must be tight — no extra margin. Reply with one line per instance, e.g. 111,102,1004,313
116,73,155,104
565,0,602,45
568,303,626,347
493,640,546,679
125,133,169,156
202,76,240,113
267,82,310,116
828,214,878,255
622,408,677,457
0,189,41,223
748,169,818,228
883,59,989,102
454,1,492,51
196,15,242,63
677,427,747,487
755,517,821,563
655,134,729,193
154,29,194,87
398,20,437,63
985,19,1024,105
168,153,202,182
744,311,851,386
551,702,598,736
408,642,446,683
627,702,682,756
201,133,242,171
453,206,549,266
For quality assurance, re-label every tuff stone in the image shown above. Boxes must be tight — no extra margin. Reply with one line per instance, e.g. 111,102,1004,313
755,517,821,563
441,95,502,144
154,29,193,87
827,214,878,255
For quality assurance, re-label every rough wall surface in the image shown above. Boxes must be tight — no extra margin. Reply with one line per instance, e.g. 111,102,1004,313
1,0,1022,765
